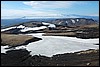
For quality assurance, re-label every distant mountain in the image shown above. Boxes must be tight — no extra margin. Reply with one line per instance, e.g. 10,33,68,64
20,14,99,22
51,18,98,27
1,14,99,28
61,14,99,22
2,14,99,22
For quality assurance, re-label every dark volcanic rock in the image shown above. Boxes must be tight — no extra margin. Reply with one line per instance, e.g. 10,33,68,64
1,49,32,66
43,24,99,39
76,26,99,39
1,49,99,66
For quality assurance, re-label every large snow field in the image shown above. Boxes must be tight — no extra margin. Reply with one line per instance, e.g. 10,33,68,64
1,33,99,57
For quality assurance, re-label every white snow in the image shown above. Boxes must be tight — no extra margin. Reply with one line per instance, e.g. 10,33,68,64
1,27,17,32
77,19,79,22
1,33,99,57
20,26,47,32
1,25,25,32
26,36,99,57
71,19,75,23
58,21,62,24
66,21,68,23
17,25,25,28
1,24,47,32
1,46,27,53
26,33,44,37
48,24,56,28
1,46,10,53
42,22,56,28
42,22,50,25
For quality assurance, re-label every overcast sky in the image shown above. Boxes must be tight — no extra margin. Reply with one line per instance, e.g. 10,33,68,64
1,1,99,18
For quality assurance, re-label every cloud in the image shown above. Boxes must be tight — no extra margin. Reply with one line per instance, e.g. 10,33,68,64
2,1,98,19
23,1,76,9
1,9,64,19
88,13,99,16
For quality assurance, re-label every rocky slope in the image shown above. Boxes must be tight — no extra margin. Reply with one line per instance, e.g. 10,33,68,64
43,24,99,39
1,33,42,48
1,22,99,39
1,49,99,66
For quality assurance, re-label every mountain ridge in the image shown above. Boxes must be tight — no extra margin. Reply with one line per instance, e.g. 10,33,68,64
2,14,99,21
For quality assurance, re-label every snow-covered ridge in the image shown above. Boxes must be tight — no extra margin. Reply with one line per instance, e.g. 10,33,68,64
1,25,47,32
1,22,56,32
1,27,17,32
20,26,47,32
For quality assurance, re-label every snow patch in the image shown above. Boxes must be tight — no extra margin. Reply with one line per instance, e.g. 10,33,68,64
59,22,62,24
1,46,10,53
48,24,56,28
20,26,47,32
1,27,17,32
42,22,50,25
66,21,68,23
17,25,25,28
77,19,79,22
71,19,75,23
